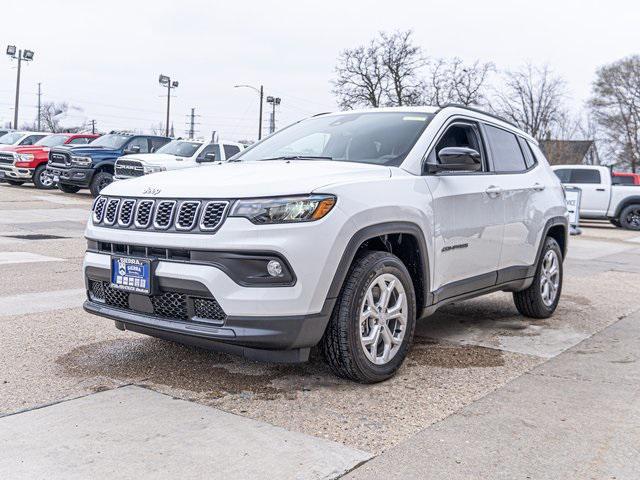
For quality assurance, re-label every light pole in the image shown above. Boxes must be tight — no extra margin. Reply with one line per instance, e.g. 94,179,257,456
159,74,179,137
6,45,34,130
266,96,281,134
234,84,264,141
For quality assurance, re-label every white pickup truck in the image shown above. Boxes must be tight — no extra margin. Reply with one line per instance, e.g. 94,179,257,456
552,165,640,230
114,139,245,180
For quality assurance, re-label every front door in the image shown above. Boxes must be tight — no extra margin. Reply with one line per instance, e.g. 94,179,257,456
423,120,504,301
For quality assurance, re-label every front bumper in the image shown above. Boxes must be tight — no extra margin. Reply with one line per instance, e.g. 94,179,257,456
46,165,94,187
0,164,33,180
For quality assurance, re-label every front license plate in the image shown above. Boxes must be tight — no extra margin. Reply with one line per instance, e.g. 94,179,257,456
111,256,152,295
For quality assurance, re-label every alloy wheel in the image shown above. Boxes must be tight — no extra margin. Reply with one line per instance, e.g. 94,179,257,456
626,207,640,228
540,250,560,307
39,169,53,188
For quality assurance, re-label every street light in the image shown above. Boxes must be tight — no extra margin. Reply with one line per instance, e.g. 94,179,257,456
266,96,281,134
6,45,35,129
159,74,179,137
234,84,264,141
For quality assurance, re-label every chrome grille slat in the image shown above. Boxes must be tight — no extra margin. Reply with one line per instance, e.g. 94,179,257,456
104,199,120,225
118,199,136,227
153,200,177,230
134,200,155,228
200,201,229,231
176,201,201,231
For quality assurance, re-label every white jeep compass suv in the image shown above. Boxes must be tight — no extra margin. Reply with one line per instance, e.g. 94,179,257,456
84,105,568,383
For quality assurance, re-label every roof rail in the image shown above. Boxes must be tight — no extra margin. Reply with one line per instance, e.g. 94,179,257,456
436,104,520,130
312,111,332,117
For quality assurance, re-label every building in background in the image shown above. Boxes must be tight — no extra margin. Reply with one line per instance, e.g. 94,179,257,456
539,140,599,166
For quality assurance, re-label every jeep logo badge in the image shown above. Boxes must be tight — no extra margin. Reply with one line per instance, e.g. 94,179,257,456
143,186,161,195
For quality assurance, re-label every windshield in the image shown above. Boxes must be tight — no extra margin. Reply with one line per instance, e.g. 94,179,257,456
155,140,203,157
0,132,23,144
90,134,131,148
237,112,434,166
35,134,69,147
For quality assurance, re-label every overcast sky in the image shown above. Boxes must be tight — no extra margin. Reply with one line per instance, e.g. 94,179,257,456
1,0,638,141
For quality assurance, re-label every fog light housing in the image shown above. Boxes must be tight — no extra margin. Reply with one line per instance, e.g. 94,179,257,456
267,260,283,277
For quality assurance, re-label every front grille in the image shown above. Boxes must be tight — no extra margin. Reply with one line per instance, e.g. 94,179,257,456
49,151,69,167
154,201,177,229
115,159,144,178
200,201,229,231
118,199,136,227
89,280,226,323
0,153,14,165
104,198,120,225
92,196,230,233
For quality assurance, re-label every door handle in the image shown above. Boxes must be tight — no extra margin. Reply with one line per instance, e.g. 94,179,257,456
532,183,546,191
485,185,503,198
596,188,605,192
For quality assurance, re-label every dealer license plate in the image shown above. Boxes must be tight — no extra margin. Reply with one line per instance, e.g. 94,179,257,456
110,256,152,295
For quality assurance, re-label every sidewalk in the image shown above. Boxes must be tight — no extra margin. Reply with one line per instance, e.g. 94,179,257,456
345,312,640,479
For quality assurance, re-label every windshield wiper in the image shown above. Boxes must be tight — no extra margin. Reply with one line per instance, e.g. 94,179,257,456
260,155,334,161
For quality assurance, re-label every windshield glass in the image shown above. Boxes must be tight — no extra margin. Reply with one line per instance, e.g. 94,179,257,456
237,112,434,166
155,140,203,157
90,134,131,148
0,132,23,144
35,134,68,147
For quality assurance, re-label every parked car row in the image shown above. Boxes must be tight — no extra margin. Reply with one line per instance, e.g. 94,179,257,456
0,130,244,196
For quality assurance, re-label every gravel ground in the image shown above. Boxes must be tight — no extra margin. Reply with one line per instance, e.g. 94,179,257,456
1,184,639,454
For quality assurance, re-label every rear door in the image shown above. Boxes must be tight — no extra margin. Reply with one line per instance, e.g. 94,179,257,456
423,119,504,299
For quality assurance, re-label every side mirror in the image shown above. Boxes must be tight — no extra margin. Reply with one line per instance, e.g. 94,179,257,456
197,152,216,163
124,145,141,155
427,147,482,174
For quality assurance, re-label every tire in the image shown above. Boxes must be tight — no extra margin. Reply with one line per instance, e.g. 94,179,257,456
6,180,25,186
57,183,81,194
33,164,54,189
90,171,113,197
619,204,640,231
513,237,563,319
610,218,621,228
321,250,416,383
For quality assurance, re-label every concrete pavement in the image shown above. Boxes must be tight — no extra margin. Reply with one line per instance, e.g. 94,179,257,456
345,311,640,479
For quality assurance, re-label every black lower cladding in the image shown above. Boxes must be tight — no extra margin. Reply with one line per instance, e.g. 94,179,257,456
88,279,226,325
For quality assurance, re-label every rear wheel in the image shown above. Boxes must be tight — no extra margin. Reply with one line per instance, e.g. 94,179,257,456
619,204,640,231
90,171,113,197
321,250,416,383
57,183,81,194
513,237,563,319
33,164,54,189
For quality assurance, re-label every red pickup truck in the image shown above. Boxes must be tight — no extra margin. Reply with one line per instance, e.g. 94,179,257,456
0,133,99,189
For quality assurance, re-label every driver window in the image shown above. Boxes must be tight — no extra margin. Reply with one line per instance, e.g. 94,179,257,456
427,123,485,171
197,144,221,161
126,137,149,153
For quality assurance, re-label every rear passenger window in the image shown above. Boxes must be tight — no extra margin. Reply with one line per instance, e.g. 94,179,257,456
484,125,527,172
151,137,169,152
223,144,241,159
570,169,601,184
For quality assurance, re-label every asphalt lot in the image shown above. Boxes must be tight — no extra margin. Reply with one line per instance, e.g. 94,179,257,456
1,183,640,478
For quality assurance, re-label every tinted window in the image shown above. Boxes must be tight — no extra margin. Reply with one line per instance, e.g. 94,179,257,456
571,169,601,184
126,137,149,153
197,144,221,162
613,175,634,185
223,144,241,159
484,124,527,172
150,137,170,152
517,137,536,169
553,169,572,183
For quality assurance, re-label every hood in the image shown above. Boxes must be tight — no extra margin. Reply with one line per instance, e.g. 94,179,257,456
12,145,48,154
102,160,391,198
52,144,121,157
0,145,20,152
117,153,190,165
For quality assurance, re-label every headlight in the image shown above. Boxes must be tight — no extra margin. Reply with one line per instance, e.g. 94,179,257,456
143,165,166,174
70,155,92,167
229,194,336,224
18,153,34,162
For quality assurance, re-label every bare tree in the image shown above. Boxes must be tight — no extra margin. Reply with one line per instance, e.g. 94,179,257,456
379,30,424,106
332,39,386,109
422,58,494,107
492,64,567,139
37,102,88,133
149,122,166,136
589,55,640,172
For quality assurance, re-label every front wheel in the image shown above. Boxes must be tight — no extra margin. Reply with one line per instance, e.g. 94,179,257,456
90,171,113,197
33,164,54,189
513,237,563,318
619,204,640,231
321,250,416,383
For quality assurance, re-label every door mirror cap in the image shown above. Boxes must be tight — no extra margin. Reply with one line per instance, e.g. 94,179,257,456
427,147,482,174
197,152,216,163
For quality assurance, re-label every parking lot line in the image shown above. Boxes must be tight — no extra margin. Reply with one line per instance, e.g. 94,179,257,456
0,252,65,265
0,208,89,224
0,289,86,317
0,385,372,480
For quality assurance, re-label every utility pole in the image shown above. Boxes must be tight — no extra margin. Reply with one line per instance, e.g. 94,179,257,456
90,119,96,134
36,82,42,131
189,108,195,138
158,74,179,137
234,84,264,141
266,96,281,134
6,46,34,130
